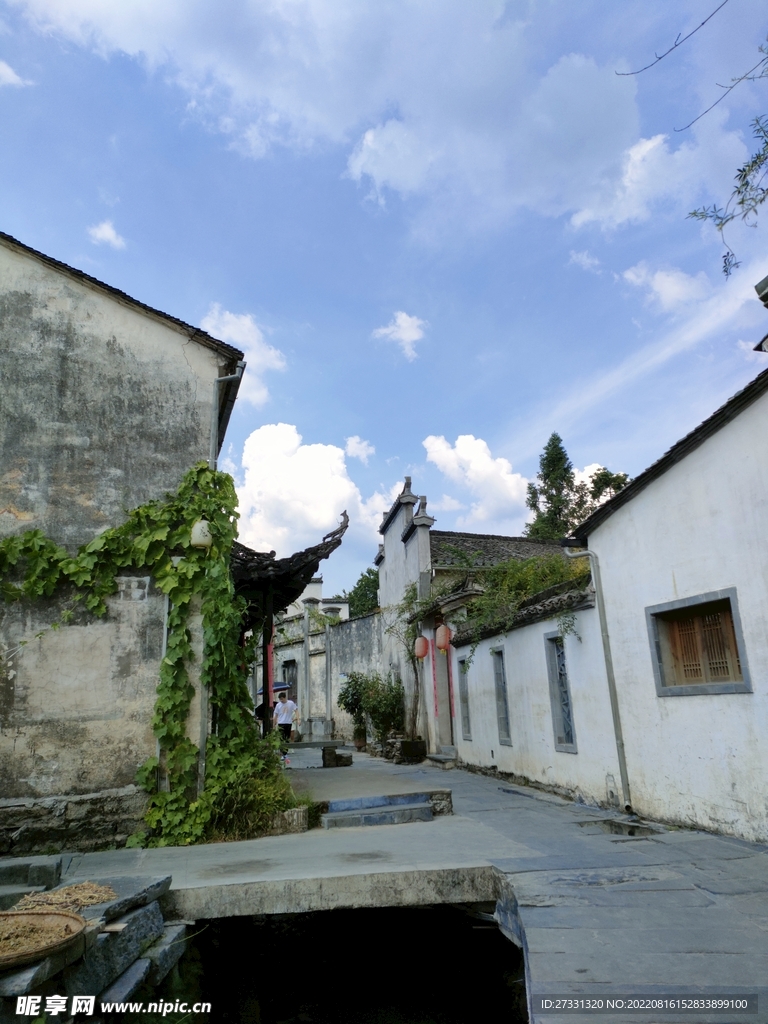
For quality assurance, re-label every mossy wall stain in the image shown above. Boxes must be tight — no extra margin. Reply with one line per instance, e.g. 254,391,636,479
0,240,241,829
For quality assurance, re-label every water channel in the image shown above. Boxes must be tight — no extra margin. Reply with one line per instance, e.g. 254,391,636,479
152,904,528,1024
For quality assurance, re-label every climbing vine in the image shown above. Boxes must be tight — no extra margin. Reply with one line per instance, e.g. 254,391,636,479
0,463,291,847
396,552,591,663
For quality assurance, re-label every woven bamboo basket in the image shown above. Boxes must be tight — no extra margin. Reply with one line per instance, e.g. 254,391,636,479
0,908,87,970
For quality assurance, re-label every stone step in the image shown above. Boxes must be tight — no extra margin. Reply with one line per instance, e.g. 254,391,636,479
98,956,151,1005
426,753,457,769
0,883,46,910
144,923,187,986
63,900,164,997
439,745,457,756
326,792,433,814
0,855,62,888
321,803,434,829
55,874,172,922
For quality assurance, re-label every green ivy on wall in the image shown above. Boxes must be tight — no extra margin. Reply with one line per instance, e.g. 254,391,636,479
0,462,292,847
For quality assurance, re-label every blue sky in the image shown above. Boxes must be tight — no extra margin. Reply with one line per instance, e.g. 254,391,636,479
1,0,767,593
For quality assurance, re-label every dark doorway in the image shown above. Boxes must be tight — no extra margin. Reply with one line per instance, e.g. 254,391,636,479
282,659,298,703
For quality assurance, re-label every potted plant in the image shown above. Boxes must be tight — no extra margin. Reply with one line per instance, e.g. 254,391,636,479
337,672,368,751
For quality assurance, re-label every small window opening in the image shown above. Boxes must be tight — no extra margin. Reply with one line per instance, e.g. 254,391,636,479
657,600,741,687
282,659,298,703
545,635,577,753
646,589,752,697
458,658,471,741
492,649,512,746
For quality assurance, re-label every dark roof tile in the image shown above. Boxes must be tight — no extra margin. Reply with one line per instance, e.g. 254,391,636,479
430,531,561,567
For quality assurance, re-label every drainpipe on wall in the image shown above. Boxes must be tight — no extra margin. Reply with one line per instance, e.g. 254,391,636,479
564,547,632,812
208,361,246,471
325,620,332,736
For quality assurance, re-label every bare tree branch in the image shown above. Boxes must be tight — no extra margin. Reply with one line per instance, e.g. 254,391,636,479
675,51,768,131
617,0,731,76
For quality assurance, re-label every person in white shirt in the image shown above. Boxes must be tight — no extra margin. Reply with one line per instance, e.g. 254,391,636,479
273,691,299,749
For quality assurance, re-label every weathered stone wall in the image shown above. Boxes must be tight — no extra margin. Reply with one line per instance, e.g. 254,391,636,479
0,240,230,549
256,612,384,741
0,785,147,855
0,238,240,843
0,577,165,801
327,612,383,740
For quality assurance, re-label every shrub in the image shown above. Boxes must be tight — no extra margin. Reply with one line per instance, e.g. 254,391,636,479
205,742,295,841
338,670,405,743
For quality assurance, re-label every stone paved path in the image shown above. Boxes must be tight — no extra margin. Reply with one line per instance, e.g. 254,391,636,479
60,750,768,1023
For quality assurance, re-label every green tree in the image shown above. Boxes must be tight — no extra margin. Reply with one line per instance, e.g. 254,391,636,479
525,433,629,541
525,433,577,540
342,566,379,618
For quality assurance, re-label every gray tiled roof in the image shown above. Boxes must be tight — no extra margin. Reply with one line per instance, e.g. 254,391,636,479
452,585,594,647
429,531,561,568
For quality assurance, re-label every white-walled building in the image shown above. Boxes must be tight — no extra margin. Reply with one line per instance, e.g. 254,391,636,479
567,367,768,841
375,477,561,747
252,577,360,740
441,584,623,809
401,368,768,842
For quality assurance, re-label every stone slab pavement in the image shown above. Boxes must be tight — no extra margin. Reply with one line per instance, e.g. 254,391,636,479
56,750,768,1024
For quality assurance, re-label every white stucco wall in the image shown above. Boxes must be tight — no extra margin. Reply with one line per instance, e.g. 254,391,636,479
588,390,768,840
377,501,430,737
378,506,423,609
438,608,622,805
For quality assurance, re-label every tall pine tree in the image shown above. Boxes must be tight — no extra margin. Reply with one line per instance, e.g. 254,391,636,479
525,433,629,540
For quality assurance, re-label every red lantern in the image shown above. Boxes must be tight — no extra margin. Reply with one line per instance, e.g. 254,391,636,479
414,635,429,660
435,624,452,652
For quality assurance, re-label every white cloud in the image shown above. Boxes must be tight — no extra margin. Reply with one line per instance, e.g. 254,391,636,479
623,262,710,312
237,423,398,555
507,258,767,460
573,463,602,488
2,2,673,235
572,115,747,230
423,433,528,530
87,219,125,249
347,119,440,200
9,2,758,237
345,435,375,464
200,304,286,407
569,250,600,273
431,494,465,512
372,311,427,361
0,59,30,85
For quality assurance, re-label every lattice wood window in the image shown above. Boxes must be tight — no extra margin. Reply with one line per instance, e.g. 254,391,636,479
656,600,742,687
647,589,751,697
